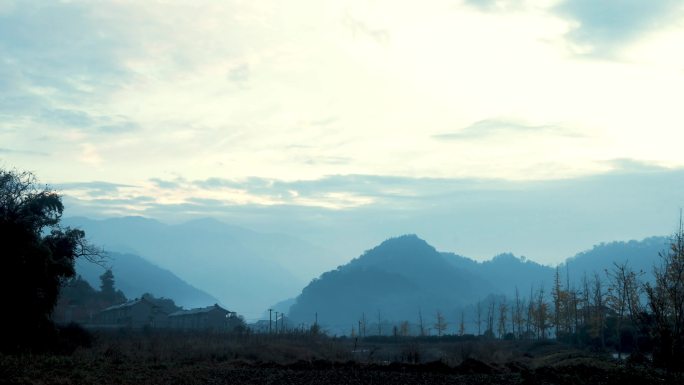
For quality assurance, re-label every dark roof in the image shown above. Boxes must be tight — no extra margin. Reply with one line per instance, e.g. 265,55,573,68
101,298,152,312
168,304,231,317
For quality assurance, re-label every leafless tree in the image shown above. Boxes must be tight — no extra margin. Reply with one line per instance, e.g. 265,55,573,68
434,311,447,336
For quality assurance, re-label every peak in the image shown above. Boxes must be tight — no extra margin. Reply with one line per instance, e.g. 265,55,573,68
492,253,517,261
359,234,439,262
379,234,428,246
371,234,437,254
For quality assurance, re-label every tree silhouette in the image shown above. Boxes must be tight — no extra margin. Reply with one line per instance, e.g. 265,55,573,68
99,269,126,305
0,169,101,351
434,310,447,336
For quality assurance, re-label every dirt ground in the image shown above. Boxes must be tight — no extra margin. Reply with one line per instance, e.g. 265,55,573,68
0,332,677,385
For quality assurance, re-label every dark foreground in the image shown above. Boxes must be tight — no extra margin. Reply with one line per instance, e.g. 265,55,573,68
1,331,679,385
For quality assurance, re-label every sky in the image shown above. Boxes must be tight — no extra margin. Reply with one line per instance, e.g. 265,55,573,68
2,0,684,265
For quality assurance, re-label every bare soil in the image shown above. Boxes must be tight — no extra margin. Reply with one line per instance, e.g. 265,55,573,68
0,332,677,385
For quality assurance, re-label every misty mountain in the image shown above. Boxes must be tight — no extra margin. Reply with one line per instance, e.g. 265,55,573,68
442,252,553,295
75,252,219,309
64,216,339,319
287,234,669,334
288,235,492,330
561,236,668,283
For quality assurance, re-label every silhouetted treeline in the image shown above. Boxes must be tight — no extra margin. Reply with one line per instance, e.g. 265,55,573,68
0,169,101,352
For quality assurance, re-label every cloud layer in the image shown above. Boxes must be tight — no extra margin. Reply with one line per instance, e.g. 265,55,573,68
1,1,683,265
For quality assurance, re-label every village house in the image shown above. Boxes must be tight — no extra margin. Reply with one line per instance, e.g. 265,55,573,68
167,304,242,331
95,297,169,328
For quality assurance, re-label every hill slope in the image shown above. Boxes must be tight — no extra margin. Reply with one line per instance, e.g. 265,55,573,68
64,216,339,319
561,236,667,283
76,252,220,309
287,234,668,335
288,235,492,331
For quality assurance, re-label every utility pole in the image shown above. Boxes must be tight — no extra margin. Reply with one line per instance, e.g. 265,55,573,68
377,310,382,336
362,312,366,337
274,311,279,334
269,309,273,334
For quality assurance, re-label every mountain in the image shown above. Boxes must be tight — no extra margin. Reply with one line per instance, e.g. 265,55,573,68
287,234,669,335
288,235,493,332
442,252,553,295
561,236,667,283
63,216,339,319
75,252,219,309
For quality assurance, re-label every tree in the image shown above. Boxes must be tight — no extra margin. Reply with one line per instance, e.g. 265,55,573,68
99,269,126,305
590,272,606,348
434,310,447,336
553,267,562,338
644,220,684,367
513,287,524,339
498,299,508,338
606,261,642,358
476,300,482,336
0,169,101,351
100,269,115,295
534,286,550,339
399,320,410,337
418,309,425,337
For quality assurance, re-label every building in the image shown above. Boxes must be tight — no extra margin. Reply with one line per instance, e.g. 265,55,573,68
167,304,242,331
95,297,169,328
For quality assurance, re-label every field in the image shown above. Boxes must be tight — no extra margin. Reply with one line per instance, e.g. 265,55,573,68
1,330,679,385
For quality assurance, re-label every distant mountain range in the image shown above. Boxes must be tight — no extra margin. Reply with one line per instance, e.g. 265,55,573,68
65,216,672,326
75,252,219,309
288,234,669,333
63,216,339,319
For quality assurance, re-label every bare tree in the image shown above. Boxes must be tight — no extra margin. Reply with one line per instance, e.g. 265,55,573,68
535,285,550,339
418,309,425,337
459,311,465,336
591,272,606,349
476,301,482,336
526,285,535,338
487,298,496,337
581,273,591,329
553,267,562,338
606,261,642,358
434,311,447,336
400,320,410,337
644,219,684,366
377,310,382,336
514,287,524,339
498,299,508,338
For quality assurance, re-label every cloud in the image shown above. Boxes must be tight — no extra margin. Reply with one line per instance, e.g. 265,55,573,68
228,63,250,85
149,174,505,211
149,178,183,190
0,147,49,156
96,119,140,134
603,158,671,174
62,167,684,266
38,109,94,128
432,119,580,141
554,0,684,55
0,2,134,98
0,2,145,141
342,12,390,44
462,0,524,12
57,181,137,198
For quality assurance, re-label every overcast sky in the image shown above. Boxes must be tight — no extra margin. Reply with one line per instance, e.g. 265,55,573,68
2,0,684,264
